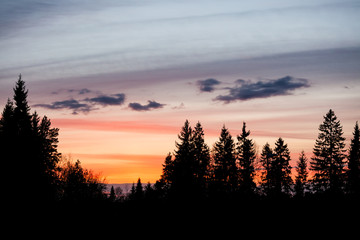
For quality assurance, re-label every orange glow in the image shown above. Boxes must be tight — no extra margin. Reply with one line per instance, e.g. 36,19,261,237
70,153,165,183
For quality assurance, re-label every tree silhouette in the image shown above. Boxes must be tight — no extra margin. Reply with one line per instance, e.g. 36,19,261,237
192,121,211,196
347,121,360,197
0,75,61,201
260,143,274,196
109,186,116,202
259,139,292,198
294,151,308,198
59,159,106,202
236,122,256,197
212,125,238,196
311,109,346,195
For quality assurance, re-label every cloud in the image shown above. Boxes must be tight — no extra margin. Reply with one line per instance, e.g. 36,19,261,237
197,78,221,92
34,99,93,115
214,76,310,103
128,100,165,111
85,93,125,106
34,92,126,114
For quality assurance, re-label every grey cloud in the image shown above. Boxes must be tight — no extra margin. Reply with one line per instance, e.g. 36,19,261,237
85,93,125,106
33,99,93,115
197,78,221,92
34,91,126,114
128,100,165,111
214,76,310,103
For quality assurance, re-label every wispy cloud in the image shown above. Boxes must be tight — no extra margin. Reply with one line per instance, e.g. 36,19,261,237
128,100,165,111
197,78,221,92
214,76,310,103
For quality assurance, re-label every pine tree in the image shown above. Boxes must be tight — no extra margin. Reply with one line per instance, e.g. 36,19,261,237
272,138,293,197
135,178,144,201
347,121,360,197
310,109,346,195
1,76,61,201
236,122,256,196
260,143,274,196
193,121,210,192
294,151,308,198
212,125,238,195
109,186,116,202
260,139,292,198
172,120,196,196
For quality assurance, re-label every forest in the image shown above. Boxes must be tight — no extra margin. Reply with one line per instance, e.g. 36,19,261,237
1,76,359,212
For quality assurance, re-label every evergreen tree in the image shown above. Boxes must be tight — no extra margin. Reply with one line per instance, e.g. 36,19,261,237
260,139,292,198
260,143,274,196
212,125,238,195
347,121,360,197
193,121,210,193
1,76,61,201
236,122,256,196
135,178,144,201
109,186,116,202
310,109,346,195
272,138,293,197
294,151,308,198
171,120,196,197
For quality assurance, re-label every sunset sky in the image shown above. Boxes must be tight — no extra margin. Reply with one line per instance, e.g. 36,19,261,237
0,0,359,183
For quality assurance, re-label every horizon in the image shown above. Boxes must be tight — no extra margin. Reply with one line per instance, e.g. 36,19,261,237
1,0,359,184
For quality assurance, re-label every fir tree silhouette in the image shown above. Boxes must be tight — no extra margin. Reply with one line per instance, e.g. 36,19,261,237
347,121,360,197
237,122,256,197
294,151,308,198
212,125,238,196
311,109,346,196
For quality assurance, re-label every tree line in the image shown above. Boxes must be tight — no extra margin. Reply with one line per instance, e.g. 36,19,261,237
1,76,359,205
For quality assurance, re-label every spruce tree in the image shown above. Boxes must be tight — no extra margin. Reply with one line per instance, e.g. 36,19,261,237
236,122,256,196
135,178,144,201
212,125,238,195
272,138,293,197
347,121,360,197
260,139,292,198
109,186,116,202
172,120,196,197
294,151,308,198
1,76,61,201
260,143,274,196
193,121,210,192
310,109,346,195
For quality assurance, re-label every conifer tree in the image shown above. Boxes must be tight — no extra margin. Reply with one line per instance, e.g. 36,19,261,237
172,120,195,196
272,138,293,197
294,151,308,198
310,109,346,195
193,121,210,191
109,186,116,202
1,76,61,201
135,178,144,201
347,121,360,197
212,125,238,195
260,139,292,198
236,122,256,196
260,143,274,196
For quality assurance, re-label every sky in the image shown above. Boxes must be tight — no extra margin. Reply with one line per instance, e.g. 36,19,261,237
0,0,359,183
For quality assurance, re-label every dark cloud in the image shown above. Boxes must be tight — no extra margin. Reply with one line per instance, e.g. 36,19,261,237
128,100,165,111
34,92,126,114
214,76,310,103
85,93,125,106
197,78,221,92
34,99,93,115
